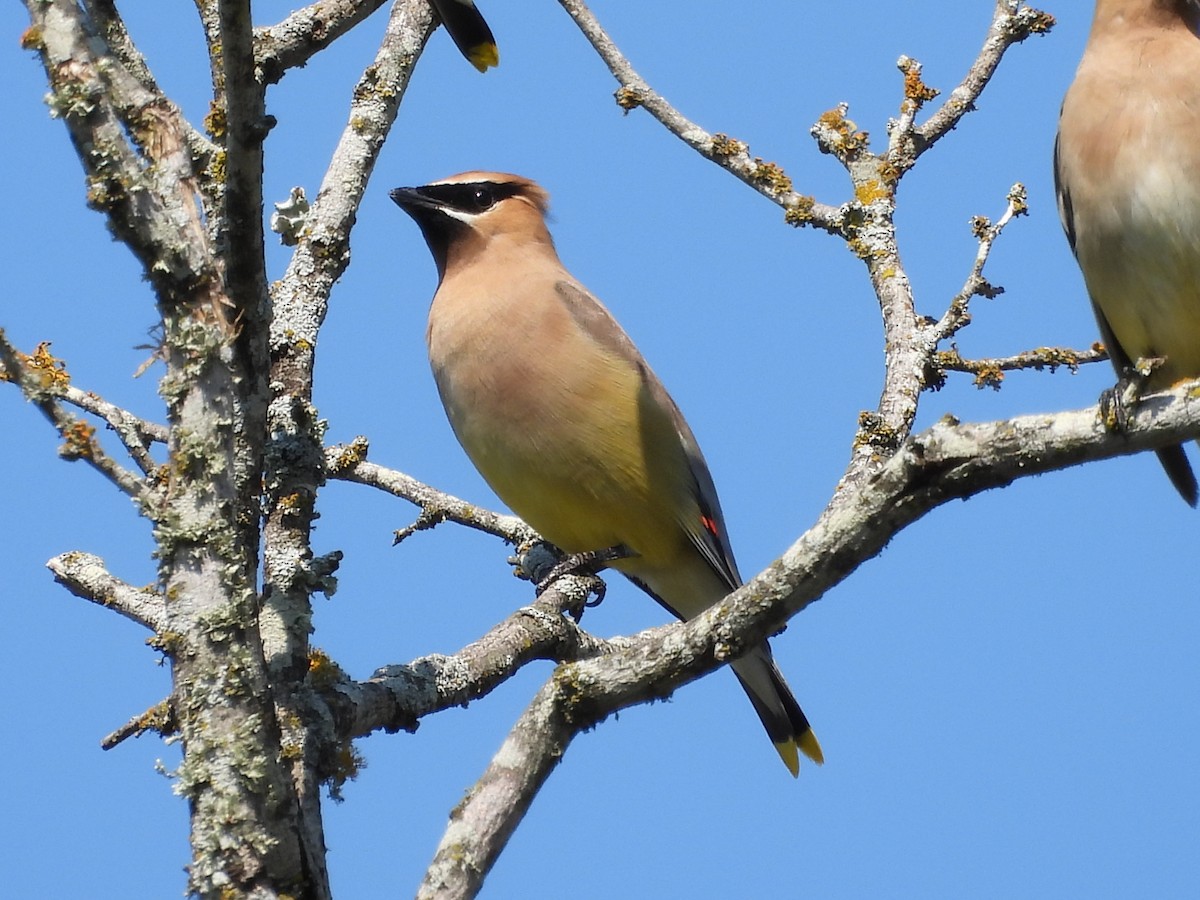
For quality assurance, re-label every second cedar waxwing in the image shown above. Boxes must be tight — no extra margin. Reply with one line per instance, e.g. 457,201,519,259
390,172,823,775
1055,0,1200,505
429,0,499,72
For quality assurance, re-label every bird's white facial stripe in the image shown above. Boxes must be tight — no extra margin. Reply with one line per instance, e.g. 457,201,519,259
436,204,487,225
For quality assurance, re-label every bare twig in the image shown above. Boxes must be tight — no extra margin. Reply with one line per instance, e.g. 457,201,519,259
935,183,1029,342
101,700,177,751
932,344,1108,390
324,439,537,547
46,551,164,631
0,333,147,497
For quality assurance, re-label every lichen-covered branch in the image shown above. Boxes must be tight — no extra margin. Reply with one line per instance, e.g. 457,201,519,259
255,0,392,84
26,0,219,303
82,0,218,174
262,1,435,672
419,380,1200,897
560,0,1055,497
0,333,147,497
101,700,177,751
252,5,439,893
557,0,844,234
932,344,1108,391
24,1,321,894
418,680,575,900
57,383,168,474
0,331,170,476
215,0,273,574
327,572,614,741
934,183,1029,343
904,2,1055,165
46,551,165,631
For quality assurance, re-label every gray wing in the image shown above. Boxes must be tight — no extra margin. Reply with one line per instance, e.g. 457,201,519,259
554,280,742,589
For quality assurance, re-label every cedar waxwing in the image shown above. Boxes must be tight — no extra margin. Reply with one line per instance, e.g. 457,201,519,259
1055,0,1200,505
429,0,499,72
390,172,823,775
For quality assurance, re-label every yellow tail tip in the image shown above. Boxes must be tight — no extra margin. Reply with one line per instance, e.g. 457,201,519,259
798,728,824,766
466,43,500,72
775,729,824,777
775,741,800,778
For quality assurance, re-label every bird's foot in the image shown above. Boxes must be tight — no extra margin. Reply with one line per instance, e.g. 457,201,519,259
534,544,631,598
1100,356,1165,432
509,542,629,622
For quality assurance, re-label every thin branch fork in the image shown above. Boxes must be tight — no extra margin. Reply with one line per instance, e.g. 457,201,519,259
0,332,147,497
890,2,1055,170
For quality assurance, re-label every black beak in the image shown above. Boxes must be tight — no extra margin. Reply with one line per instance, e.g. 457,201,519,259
389,186,443,214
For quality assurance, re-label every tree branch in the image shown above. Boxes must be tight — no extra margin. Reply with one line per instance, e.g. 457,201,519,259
82,0,218,170
254,6,439,892
932,183,1027,344
57,383,168,474
27,0,219,303
21,2,324,892
557,0,844,233
260,0,434,677
0,333,148,497
907,2,1055,163
255,0,392,84
101,700,177,751
325,439,538,546
328,572,613,741
46,551,165,631
932,344,1107,390
418,679,574,900
419,382,1200,896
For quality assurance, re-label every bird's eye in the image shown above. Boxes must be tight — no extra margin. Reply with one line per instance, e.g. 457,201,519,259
470,186,496,211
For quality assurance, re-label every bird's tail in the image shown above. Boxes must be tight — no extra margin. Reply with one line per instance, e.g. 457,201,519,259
1157,444,1198,507
429,0,499,72
731,646,823,777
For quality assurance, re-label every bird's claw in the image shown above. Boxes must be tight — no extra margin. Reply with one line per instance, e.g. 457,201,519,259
533,544,629,597
1100,356,1165,433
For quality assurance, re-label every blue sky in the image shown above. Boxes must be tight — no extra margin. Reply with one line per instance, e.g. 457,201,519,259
3,2,1198,897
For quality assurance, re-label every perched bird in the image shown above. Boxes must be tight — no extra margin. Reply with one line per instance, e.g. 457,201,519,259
390,172,823,775
1055,0,1200,505
429,0,499,72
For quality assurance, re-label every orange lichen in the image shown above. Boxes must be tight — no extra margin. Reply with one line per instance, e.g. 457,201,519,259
23,341,71,389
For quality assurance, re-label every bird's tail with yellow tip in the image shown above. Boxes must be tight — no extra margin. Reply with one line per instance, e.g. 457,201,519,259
429,0,500,72
731,647,823,777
